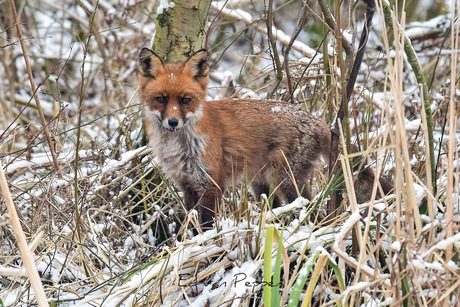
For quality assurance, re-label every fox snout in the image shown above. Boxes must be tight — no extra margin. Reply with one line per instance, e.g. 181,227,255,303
168,117,179,129
165,117,181,131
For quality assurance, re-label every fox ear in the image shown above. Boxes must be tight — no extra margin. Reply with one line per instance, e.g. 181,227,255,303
184,49,209,80
139,48,164,79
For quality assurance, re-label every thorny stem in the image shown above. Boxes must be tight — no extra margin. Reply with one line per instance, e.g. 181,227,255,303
9,0,62,176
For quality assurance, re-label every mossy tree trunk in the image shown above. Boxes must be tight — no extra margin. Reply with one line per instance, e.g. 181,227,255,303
152,0,211,62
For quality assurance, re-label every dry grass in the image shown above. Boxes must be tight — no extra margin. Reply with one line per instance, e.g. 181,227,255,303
1,0,459,306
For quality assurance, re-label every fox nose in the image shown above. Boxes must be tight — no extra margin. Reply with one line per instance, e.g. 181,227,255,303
168,117,179,129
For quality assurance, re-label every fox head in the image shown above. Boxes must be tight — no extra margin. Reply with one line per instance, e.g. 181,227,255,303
138,48,209,132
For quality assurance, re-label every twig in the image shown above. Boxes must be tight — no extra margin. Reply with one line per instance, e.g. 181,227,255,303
283,1,309,102
384,1,421,237
328,0,376,213
445,5,459,261
9,0,61,176
266,0,283,98
210,2,317,58
68,0,102,280
344,0,375,105
379,0,436,195
0,160,48,306
331,211,391,288
317,0,352,57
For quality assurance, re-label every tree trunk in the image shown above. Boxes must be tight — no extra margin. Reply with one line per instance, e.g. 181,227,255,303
152,0,211,62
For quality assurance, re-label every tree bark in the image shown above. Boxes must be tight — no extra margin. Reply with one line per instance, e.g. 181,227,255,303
153,0,211,62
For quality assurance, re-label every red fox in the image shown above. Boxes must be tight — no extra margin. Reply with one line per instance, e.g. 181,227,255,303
138,48,333,226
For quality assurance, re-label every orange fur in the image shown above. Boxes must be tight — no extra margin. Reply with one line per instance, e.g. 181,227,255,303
139,48,331,226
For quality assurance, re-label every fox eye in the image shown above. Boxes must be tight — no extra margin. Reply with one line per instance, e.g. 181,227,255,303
180,97,191,105
156,96,167,104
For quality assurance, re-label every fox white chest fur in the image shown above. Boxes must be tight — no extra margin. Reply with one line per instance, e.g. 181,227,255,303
145,108,209,188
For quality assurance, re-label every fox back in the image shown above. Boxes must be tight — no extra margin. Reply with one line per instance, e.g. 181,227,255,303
139,48,331,226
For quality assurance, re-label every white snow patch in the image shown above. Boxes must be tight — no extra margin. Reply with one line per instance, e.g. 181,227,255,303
390,241,401,252
405,118,421,131
101,146,149,174
422,232,460,258
157,0,175,14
